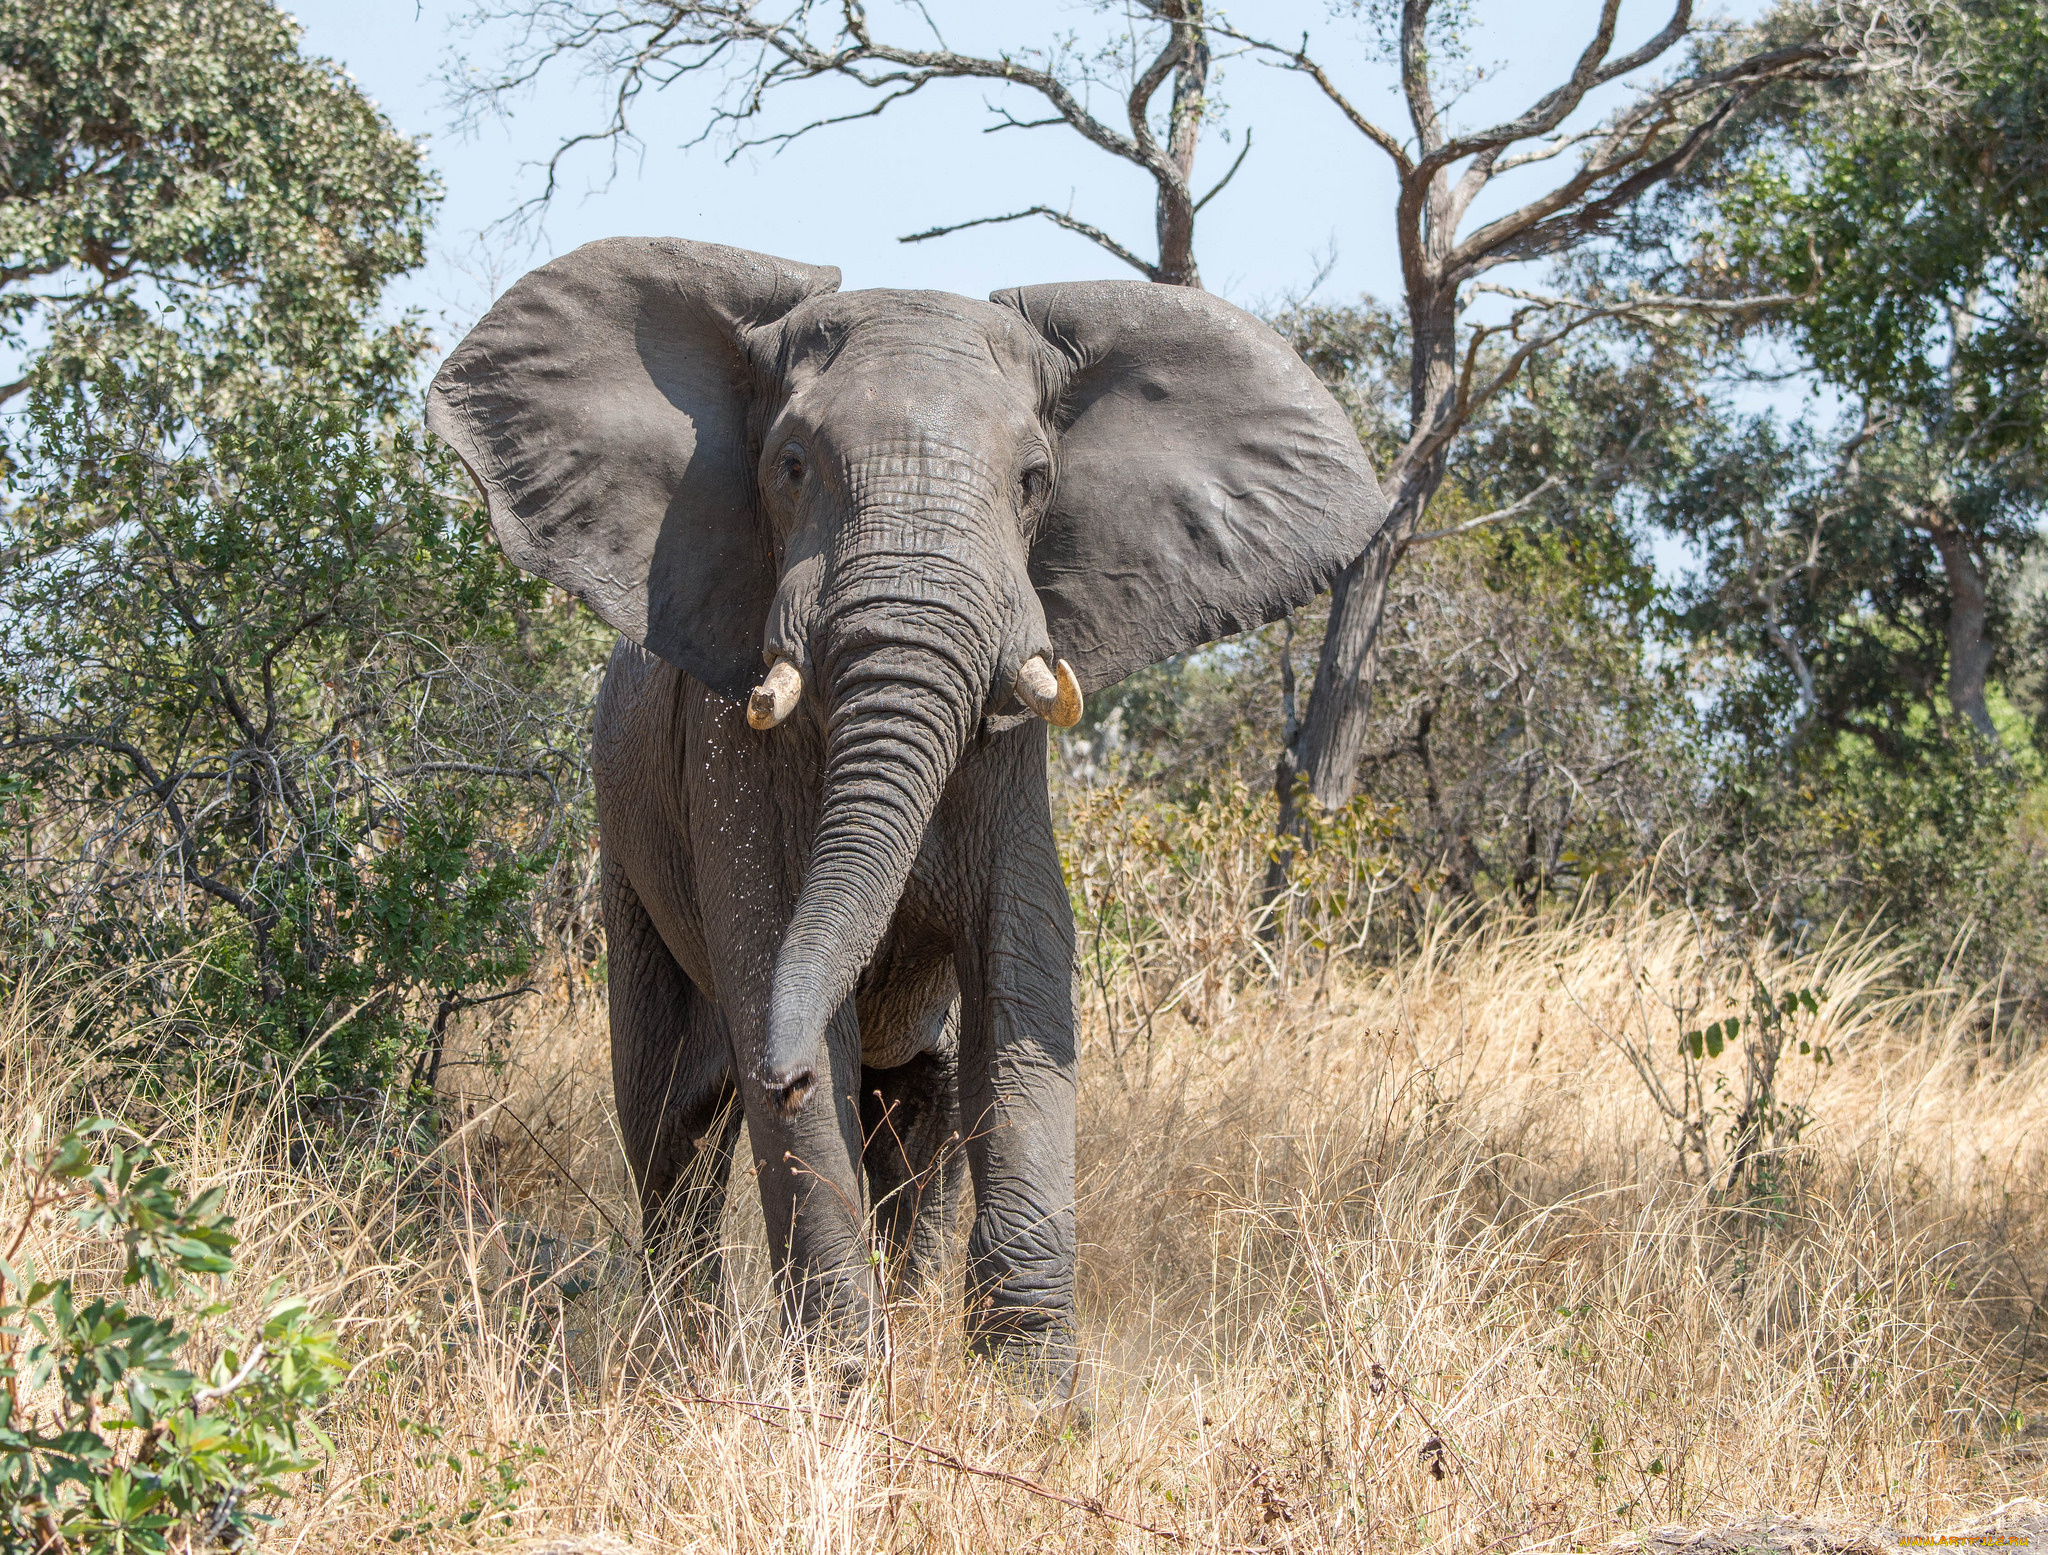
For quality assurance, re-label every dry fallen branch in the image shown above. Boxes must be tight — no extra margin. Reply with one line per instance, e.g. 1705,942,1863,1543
680,1390,1189,1543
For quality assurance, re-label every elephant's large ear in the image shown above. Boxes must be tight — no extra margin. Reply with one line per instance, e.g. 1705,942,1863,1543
992,281,1388,692
427,237,839,699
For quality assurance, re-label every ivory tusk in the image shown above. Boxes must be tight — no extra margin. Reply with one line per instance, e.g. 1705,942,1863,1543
1015,655,1084,729
748,658,803,730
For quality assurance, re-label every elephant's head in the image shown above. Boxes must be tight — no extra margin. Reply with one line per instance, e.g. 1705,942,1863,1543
426,238,1386,1112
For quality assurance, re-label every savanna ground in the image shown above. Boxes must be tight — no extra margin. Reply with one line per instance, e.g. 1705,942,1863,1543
7,787,2048,1554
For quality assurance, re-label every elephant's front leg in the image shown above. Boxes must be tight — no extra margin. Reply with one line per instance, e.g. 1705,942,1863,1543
688,691,877,1357
954,800,1078,1387
737,1000,876,1353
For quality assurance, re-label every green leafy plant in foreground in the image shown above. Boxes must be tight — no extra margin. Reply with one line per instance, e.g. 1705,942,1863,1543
1677,978,1833,1198
0,1123,342,1553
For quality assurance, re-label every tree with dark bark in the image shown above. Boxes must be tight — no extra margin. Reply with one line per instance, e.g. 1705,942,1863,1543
1221,2,1849,876
1695,0,2048,740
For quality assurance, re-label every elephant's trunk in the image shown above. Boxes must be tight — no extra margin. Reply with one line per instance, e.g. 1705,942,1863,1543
759,631,983,1114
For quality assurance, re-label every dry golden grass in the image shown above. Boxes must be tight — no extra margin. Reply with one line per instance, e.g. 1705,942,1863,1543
7,880,2048,1552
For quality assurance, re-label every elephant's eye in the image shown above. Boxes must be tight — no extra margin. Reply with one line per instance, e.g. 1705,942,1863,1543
1020,466,1049,505
779,446,805,485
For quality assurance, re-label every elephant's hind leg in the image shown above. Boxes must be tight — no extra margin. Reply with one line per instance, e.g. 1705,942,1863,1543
605,860,742,1305
861,1041,964,1298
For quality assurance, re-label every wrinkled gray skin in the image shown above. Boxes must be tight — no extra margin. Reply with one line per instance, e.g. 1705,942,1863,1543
426,238,1386,1384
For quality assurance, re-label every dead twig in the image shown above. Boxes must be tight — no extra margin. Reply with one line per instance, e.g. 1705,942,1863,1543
680,1390,1187,1543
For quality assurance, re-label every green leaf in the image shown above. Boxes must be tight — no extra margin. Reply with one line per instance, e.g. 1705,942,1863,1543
48,1133,97,1180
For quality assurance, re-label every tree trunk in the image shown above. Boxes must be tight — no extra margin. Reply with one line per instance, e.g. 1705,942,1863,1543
1282,522,1400,808
1267,288,1458,884
1930,524,1997,739
1154,2,1206,289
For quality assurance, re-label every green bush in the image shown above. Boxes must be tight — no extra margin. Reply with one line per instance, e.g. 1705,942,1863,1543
0,315,599,1098
0,0,606,1100
0,1123,342,1553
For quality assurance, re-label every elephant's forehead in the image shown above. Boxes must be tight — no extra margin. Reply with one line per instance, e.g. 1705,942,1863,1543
782,289,1048,380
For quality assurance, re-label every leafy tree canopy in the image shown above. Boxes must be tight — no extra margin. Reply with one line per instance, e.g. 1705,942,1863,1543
0,0,435,397
1723,0,2048,445
1590,0,2044,762
0,0,596,1094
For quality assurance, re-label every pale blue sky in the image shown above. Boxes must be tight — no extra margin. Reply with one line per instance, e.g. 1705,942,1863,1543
281,0,1768,348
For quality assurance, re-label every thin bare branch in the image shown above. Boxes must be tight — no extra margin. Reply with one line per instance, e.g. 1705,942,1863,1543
899,205,1157,279
1394,289,1796,487
1470,283,1802,315
1192,128,1251,214
1401,474,1566,553
983,109,1065,134
1449,52,1831,277
1491,125,1608,174
1192,24,1414,173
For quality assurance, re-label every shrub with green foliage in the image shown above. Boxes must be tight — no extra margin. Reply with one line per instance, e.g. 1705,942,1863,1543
0,325,599,1094
0,1122,343,1554
0,0,608,1095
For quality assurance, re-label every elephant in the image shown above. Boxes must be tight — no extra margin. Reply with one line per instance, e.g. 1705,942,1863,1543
424,236,1386,1384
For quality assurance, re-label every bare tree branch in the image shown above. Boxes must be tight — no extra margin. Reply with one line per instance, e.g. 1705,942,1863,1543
1422,0,1661,175
1389,288,1800,491
1192,128,1252,214
899,206,1158,280
463,0,1220,282
1218,27,1411,173
1449,47,1834,277
1400,473,1565,553
983,109,1065,135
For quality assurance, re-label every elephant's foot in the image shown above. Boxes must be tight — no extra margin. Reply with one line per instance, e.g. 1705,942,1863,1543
963,1194,1077,1398
783,1262,884,1387
967,1304,1078,1400
640,1252,727,1363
